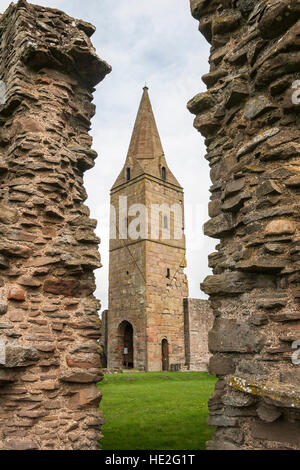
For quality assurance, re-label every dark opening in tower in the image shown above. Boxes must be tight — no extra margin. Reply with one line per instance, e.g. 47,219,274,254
162,338,169,371
118,320,134,369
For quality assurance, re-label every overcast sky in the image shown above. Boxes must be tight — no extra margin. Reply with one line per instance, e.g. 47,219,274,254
0,0,216,311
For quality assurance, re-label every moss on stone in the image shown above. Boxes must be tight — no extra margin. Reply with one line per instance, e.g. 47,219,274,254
227,375,300,409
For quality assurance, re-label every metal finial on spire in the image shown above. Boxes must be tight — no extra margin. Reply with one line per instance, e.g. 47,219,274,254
143,82,148,90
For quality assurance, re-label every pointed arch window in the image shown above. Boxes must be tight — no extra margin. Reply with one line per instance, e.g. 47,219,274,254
161,167,166,181
126,168,131,181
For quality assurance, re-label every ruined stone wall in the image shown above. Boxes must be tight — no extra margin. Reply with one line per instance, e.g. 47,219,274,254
184,298,214,370
189,0,300,450
0,0,110,450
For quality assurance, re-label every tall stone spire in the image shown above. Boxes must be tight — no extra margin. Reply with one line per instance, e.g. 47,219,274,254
112,87,181,189
127,86,164,161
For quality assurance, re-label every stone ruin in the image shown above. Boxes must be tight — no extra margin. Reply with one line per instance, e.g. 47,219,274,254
101,86,214,374
0,0,110,450
189,0,300,450
1,0,300,453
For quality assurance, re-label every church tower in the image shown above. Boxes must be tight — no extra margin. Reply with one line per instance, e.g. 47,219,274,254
107,87,189,372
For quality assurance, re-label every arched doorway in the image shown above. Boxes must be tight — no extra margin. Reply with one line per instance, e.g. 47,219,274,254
162,338,169,371
118,321,134,369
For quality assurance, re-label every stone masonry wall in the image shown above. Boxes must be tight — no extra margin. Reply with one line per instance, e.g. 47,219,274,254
144,177,188,372
189,0,300,450
0,0,110,450
108,177,148,370
184,298,214,370
108,174,188,372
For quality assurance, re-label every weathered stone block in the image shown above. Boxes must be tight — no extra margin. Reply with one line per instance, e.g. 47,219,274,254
256,298,287,310
61,370,103,383
194,112,220,137
203,213,234,239
257,403,282,423
222,192,251,212
207,415,237,427
0,303,7,315
236,256,287,273
4,344,39,368
68,385,102,409
244,97,275,120
43,278,95,298
249,313,268,326
209,319,264,353
7,286,26,301
0,204,18,224
0,369,17,383
251,421,300,446
280,370,300,385
208,354,235,376
4,439,39,451
66,354,101,369
258,1,300,39
202,272,275,295
264,219,296,236
223,389,255,408
187,92,215,115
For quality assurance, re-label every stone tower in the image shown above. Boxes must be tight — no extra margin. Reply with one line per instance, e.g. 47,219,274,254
107,87,189,372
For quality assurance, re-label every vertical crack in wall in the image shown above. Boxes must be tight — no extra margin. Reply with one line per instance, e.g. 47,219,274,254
189,0,300,450
0,0,111,450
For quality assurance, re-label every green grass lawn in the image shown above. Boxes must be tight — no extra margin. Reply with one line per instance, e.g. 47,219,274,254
98,371,217,450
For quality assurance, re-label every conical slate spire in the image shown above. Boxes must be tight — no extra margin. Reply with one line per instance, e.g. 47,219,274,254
126,86,164,160
111,87,182,190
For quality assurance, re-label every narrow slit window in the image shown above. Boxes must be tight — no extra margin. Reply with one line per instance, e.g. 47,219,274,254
126,168,131,181
161,167,166,181
163,215,168,229
166,268,170,279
